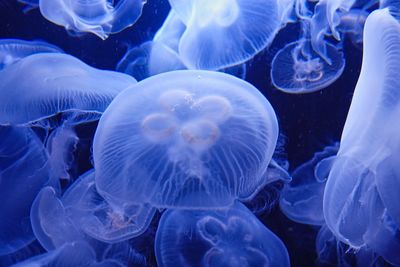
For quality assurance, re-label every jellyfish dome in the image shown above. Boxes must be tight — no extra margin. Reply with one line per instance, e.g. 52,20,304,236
323,8,400,265
167,0,294,70
0,39,63,70
38,0,147,39
155,202,290,267
271,39,345,94
94,70,278,209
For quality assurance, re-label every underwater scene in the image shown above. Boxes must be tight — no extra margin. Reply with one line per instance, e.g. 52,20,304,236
0,0,399,266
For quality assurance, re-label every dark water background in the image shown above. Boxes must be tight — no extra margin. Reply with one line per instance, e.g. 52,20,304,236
0,1,363,266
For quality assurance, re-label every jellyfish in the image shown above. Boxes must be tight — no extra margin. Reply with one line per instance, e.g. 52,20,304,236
271,39,345,94
17,0,39,13
336,9,369,48
0,126,51,256
167,0,295,70
38,0,147,39
0,39,63,70
0,53,136,182
155,202,290,267
94,70,279,209
279,143,339,225
323,9,400,265
30,170,156,250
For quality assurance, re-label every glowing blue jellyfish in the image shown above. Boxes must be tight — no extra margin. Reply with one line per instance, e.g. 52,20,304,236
323,9,400,265
38,0,147,39
280,143,338,225
0,39,63,70
155,202,290,267
271,39,345,93
336,9,369,48
0,126,50,256
94,70,278,209
0,53,136,181
31,170,155,249
168,0,295,70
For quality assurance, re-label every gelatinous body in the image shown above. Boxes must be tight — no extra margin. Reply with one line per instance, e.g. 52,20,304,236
323,9,400,265
271,40,345,93
94,70,278,209
155,202,290,267
39,0,147,39
0,126,50,255
0,39,62,70
168,0,294,70
280,143,338,225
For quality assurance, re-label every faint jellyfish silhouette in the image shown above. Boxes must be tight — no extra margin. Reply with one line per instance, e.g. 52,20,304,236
155,202,290,267
31,170,156,250
323,9,400,265
279,143,339,225
38,0,147,39
0,39,63,70
0,126,51,256
336,9,369,48
17,0,39,13
0,53,136,182
94,70,279,209
168,0,295,70
271,39,345,93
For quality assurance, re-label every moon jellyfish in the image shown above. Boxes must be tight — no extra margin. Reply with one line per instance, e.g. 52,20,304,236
0,53,136,181
31,170,155,249
38,0,147,39
94,70,278,209
0,126,50,255
168,0,295,70
280,143,338,225
155,202,290,267
336,9,369,48
0,39,63,70
271,39,345,93
323,9,400,265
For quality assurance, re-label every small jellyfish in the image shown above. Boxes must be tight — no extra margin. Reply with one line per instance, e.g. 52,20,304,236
0,39,63,70
0,53,136,181
271,39,345,93
168,0,295,70
279,143,338,226
38,0,147,39
323,9,400,265
94,70,278,209
155,202,290,267
30,170,155,249
0,126,51,256
336,9,369,48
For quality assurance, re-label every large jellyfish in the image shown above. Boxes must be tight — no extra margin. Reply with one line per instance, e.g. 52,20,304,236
94,70,279,209
0,53,136,182
280,143,338,225
323,9,400,265
30,170,155,248
167,0,295,70
0,126,51,256
0,39,63,70
38,0,147,39
155,202,290,267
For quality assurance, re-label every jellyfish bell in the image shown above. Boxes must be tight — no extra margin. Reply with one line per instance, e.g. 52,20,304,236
323,9,400,265
337,9,369,48
0,39,63,70
94,70,278,209
271,39,345,93
168,0,295,70
38,0,147,39
155,202,290,267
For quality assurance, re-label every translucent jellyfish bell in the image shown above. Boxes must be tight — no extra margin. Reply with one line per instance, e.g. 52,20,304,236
0,39,63,70
280,143,338,225
337,9,369,48
38,0,147,39
0,126,50,256
271,39,345,93
155,202,290,267
0,53,136,181
323,9,400,265
94,70,278,209
168,0,294,70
